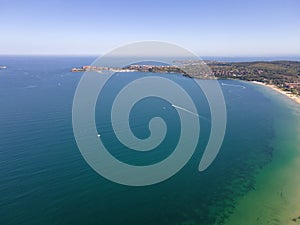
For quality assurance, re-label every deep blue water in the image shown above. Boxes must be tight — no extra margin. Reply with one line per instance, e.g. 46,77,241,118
0,56,280,225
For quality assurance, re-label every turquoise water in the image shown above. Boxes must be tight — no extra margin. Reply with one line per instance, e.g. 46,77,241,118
0,56,295,225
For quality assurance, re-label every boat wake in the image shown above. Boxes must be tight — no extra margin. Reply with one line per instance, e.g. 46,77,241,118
221,82,246,89
171,104,210,122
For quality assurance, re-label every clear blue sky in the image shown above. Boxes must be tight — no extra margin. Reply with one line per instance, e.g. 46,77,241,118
1,0,300,56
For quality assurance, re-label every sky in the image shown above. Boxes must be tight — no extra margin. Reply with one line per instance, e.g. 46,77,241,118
1,0,300,56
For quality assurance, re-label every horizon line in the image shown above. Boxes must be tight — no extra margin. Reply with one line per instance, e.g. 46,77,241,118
1,54,300,58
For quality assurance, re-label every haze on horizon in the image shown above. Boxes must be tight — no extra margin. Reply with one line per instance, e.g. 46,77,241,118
1,0,300,57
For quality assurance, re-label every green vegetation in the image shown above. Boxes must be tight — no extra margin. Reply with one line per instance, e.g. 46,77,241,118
181,60,300,95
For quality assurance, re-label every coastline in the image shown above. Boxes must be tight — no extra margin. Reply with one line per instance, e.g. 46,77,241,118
221,82,300,225
251,81,300,105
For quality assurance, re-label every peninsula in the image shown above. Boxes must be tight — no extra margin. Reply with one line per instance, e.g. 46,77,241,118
71,60,300,100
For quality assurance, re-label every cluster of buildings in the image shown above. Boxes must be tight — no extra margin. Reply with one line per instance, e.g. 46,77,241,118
285,82,300,88
71,65,135,72
126,64,176,72
71,66,110,72
211,69,264,77
285,82,300,93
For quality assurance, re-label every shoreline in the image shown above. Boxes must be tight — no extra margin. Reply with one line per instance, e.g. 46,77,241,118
251,81,300,105
221,82,300,225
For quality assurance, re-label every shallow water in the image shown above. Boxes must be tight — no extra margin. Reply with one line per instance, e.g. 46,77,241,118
222,83,300,225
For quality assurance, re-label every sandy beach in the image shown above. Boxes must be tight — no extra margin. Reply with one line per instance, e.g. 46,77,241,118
251,81,300,105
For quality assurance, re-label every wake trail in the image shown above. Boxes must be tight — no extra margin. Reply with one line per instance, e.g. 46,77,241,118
171,104,210,122
221,82,246,89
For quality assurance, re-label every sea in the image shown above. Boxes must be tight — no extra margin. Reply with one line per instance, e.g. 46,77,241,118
0,56,300,225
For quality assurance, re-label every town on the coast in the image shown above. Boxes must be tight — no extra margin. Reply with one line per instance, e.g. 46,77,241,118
72,60,300,97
